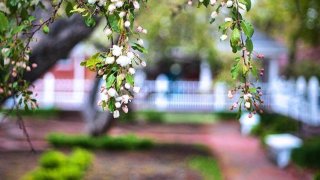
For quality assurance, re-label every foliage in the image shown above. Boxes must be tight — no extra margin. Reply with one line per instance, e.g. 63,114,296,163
251,113,299,141
286,60,320,80
188,155,222,180
292,138,320,169
0,0,262,119
47,133,153,150
1,108,60,119
23,148,93,180
249,0,320,46
314,171,320,180
118,111,238,124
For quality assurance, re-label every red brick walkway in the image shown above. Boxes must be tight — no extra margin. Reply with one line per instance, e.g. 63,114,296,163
0,118,312,180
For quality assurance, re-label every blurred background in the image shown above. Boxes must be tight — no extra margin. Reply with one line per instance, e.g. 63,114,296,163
1,0,320,179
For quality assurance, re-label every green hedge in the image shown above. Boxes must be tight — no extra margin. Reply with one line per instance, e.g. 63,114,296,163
292,138,320,169
47,133,154,150
251,113,299,141
188,156,222,180
23,149,93,180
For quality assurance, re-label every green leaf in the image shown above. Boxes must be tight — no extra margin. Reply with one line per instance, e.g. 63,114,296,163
65,2,74,17
231,58,240,79
80,53,102,70
106,74,116,89
241,20,254,38
108,98,116,112
42,25,50,34
0,12,9,32
84,16,96,27
239,0,251,11
132,43,148,54
116,75,123,91
108,14,120,33
126,74,134,86
249,87,257,93
251,65,258,78
202,0,210,7
231,28,241,47
245,38,253,52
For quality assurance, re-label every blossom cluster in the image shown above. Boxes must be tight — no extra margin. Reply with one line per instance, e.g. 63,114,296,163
193,0,263,117
81,0,148,118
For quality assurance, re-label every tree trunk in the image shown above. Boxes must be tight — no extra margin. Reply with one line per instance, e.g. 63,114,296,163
83,77,116,136
24,15,96,82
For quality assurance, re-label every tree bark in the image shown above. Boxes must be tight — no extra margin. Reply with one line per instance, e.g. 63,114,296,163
83,77,116,136
24,15,96,82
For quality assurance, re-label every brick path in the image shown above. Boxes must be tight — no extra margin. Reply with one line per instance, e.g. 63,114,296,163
0,117,312,180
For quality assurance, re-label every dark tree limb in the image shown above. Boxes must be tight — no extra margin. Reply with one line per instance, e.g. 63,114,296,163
24,15,98,83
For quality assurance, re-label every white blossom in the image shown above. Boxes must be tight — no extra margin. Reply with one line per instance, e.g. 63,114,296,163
137,26,143,32
115,1,123,7
142,29,148,34
115,102,121,108
137,39,144,46
113,110,120,118
141,61,147,67
125,83,131,89
104,28,112,36
133,1,140,9
105,56,115,64
88,0,97,4
124,21,131,28
225,17,232,22
220,34,228,41
228,90,233,99
127,51,135,59
211,11,218,19
119,11,126,18
116,55,131,67
122,105,128,113
108,88,117,97
210,0,216,6
1,48,9,55
128,68,136,75
133,86,140,93
243,93,252,101
112,45,122,56
98,0,107,6
122,95,130,104
245,102,251,109
108,4,116,12
226,0,233,8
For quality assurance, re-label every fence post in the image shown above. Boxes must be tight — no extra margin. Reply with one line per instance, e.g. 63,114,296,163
155,74,169,110
73,57,85,104
214,82,227,111
308,77,319,125
199,60,212,93
296,76,307,121
43,73,55,108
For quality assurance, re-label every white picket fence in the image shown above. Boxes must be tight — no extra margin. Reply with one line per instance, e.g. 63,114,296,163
28,72,320,126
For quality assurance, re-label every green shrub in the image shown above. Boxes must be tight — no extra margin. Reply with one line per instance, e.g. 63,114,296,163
24,149,93,180
68,149,93,170
214,111,237,120
251,113,299,140
188,156,222,180
314,171,320,180
292,138,320,168
47,133,154,150
142,110,165,123
39,151,67,169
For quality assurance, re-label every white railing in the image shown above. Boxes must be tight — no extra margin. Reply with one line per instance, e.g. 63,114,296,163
27,73,320,126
